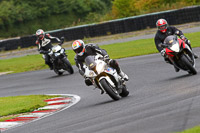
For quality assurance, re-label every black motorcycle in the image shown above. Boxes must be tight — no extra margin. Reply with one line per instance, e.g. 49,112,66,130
48,38,74,75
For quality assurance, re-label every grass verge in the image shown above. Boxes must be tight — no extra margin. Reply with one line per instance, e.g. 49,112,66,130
0,95,59,121
0,32,200,73
175,126,200,133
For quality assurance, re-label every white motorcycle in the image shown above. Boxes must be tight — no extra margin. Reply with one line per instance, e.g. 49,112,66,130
84,54,129,101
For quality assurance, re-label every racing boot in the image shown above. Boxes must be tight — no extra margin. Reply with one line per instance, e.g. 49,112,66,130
85,78,93,86
46,61,53,70
48,64,53,70
174,65,180,72
186,41,198,59
193,53,199,59
118,70,129,81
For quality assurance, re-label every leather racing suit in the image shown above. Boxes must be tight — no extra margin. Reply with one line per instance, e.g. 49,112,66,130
36,34,61,69
74,44,125,85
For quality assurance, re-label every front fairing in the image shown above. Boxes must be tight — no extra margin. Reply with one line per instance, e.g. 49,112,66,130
84,56,120,89
165,39,185,57
52,45,62,52
85,56,97,70
50,45,65,60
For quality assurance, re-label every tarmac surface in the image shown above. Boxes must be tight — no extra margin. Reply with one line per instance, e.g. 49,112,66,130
1,50,200,133
1,23,200,133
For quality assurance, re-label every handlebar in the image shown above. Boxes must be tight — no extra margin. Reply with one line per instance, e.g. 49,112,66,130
58,37,64,46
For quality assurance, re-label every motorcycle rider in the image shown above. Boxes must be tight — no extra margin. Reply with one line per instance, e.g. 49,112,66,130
154,18,198,72
35,29,62,70
72,40,129,86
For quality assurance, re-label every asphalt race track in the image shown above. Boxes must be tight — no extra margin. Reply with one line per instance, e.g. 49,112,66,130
1,47,200,133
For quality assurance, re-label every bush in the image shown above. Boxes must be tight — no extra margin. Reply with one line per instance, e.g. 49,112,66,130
0,0,111,38
110,0,200,19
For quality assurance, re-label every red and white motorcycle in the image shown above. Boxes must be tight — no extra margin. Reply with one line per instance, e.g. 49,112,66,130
161,35,197,75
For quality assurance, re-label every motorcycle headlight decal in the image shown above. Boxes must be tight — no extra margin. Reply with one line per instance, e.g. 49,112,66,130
55,53,60,57
96,62,105,74
48,51,53,56
60,48,64,53
52,49,56,52
170,42,180,52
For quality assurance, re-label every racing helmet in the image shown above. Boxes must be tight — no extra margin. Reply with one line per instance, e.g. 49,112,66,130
72,40,85,56
36,29,45,40
156,19,168,33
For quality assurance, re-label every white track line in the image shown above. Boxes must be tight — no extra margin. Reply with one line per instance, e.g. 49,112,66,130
0,94,81,132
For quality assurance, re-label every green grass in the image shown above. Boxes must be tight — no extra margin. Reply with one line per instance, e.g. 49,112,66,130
0,32,200,74
0,95,58,121
175,126,200,133
101,38,157,59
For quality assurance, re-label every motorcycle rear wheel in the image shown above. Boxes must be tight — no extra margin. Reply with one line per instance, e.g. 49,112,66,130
181,55,197,75
100,79,121,101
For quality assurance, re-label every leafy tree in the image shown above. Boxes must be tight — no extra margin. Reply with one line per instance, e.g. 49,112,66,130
0,0,111,37
111,0,200,19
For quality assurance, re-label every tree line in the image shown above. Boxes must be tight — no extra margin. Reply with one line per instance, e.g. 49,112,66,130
0,0,199,38
0,0,111,37
110,0,200,19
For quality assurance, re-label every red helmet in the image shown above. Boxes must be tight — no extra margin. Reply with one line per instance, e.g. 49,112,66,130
36,29,45,40
156,19,168,33
72,40,85,56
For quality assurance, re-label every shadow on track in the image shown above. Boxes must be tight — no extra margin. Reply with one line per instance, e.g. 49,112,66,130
164,73,198,81
84,95,133,108
45,73,72,79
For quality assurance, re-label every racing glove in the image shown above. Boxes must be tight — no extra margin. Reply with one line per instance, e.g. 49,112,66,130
180,35,186,41
180,35,191,45
103,55,110,63
160,49,166,57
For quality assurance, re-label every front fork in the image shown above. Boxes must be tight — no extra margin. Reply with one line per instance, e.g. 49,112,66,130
171,50,195,69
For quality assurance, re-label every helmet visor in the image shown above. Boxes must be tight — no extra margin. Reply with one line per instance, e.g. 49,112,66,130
157,24,167,30
74,45,83,54
38,34,44,39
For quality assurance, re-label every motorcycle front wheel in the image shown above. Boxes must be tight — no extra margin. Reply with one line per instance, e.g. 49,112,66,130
181,55,197,75
63,58,74,74
54,68,63,76
100,79,121,101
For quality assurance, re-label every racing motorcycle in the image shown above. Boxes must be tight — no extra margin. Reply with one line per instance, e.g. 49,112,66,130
48,38,74,75
84,54,129,101
161,35,197,75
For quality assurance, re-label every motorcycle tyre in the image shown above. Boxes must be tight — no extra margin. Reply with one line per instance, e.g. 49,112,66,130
54,69,63,76
100,79,120,101
181,55,197,75
63,58,74,74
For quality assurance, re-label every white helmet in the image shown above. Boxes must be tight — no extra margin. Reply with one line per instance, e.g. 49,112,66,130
72,40,85,56
36,29,45,40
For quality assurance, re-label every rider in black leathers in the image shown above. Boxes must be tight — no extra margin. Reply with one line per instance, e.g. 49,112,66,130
72,40,129,86
35,29,61,70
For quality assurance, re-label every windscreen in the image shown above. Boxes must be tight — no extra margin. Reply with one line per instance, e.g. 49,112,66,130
164,35,178,46
85,56,96,70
